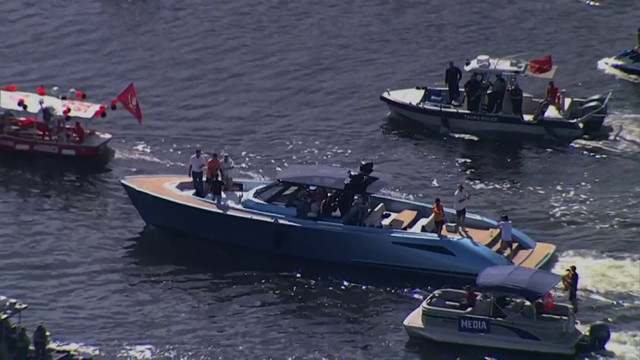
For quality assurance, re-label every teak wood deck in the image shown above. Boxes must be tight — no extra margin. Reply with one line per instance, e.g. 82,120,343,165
123,175,555,269
440,227,555,269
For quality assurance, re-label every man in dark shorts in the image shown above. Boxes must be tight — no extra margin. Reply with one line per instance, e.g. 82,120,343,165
460,285,477,310
568,265,579,313
453,184,471,232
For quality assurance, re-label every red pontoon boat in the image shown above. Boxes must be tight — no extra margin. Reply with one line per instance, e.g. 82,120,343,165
0,83,143,158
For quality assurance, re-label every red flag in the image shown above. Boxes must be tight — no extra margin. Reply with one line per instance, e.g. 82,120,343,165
116,83,143,124
529,55,553,74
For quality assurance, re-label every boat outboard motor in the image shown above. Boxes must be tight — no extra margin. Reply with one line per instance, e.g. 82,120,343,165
577,322,610,353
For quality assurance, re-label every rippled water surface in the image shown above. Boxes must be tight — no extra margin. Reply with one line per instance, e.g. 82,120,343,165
1,0,640,359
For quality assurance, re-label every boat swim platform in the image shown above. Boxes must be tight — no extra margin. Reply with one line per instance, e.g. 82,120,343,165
440,227,556,269
122,175,556,270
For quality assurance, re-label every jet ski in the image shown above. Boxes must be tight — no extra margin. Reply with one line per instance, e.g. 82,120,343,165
601,28,640,77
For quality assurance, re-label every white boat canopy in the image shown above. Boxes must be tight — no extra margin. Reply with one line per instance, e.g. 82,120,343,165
0,90,103,119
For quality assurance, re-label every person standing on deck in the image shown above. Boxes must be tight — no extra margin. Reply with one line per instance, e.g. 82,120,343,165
445,62,463,104
206,152,221,194
464,74,482,112
567,265,579,313
432,198,444,235
510,82,524,119
220,153,235,191
188,149,207,198
491,74,507,113
453,184,471,233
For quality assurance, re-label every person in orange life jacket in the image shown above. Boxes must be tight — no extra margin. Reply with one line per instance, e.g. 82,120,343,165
445,62,463,104
188,149,207,198
534,81,560,118
432,198,444,235
509,83,524,118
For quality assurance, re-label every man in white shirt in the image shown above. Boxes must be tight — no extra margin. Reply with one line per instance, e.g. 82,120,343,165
188,149,207,197
220,153,235,191
497,214,514,259
453,183,471,232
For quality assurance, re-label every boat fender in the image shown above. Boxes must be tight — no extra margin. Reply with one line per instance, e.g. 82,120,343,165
579,101,603,117
587,322,611,351
272,219,286,250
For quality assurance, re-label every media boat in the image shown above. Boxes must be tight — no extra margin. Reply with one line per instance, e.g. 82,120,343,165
403,266,611,356
121,163,556,278
0,83,142,159
599,28,640,78
380,55,612,141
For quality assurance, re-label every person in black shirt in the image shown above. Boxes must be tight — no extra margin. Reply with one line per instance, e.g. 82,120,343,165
209,172,225,205
445,62,463,104
464,74,481,112
568,265,579,313
510,82,524,118
492,74,507,113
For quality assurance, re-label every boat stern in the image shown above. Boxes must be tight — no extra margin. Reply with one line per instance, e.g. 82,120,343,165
403,301,429,339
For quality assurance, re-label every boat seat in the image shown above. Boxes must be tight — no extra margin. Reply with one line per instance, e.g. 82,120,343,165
381,212,399,227
472,299,492,317
544,104,563,119
362,203,386,227
409,215,435,233
387,210,418,229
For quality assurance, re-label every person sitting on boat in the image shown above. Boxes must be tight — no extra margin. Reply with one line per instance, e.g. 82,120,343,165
321,191,340,218
74,121,86,143
459,285,477,310
509,82,524,119
220,153,235,191
32,323,49,360
533,81,560,120
464,74,482,112
310,187,327,216
445,62,463,105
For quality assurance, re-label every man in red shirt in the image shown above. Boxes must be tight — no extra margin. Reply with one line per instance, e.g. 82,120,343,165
533,81,560,120
460,285,477,310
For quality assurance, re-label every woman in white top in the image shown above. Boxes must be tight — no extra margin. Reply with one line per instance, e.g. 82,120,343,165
497,214,514,259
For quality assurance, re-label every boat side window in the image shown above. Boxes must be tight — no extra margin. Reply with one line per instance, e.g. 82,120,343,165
254,182,288,202
269,185,301,205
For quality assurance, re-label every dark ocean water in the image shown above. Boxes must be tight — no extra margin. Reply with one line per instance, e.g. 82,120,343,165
0,0,639,359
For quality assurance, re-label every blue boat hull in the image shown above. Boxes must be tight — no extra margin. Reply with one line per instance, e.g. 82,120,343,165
122,179,514,278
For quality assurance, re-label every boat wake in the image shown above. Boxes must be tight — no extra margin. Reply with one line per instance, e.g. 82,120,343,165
573,112,640,154
553,250,640,359
597,57,640,83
